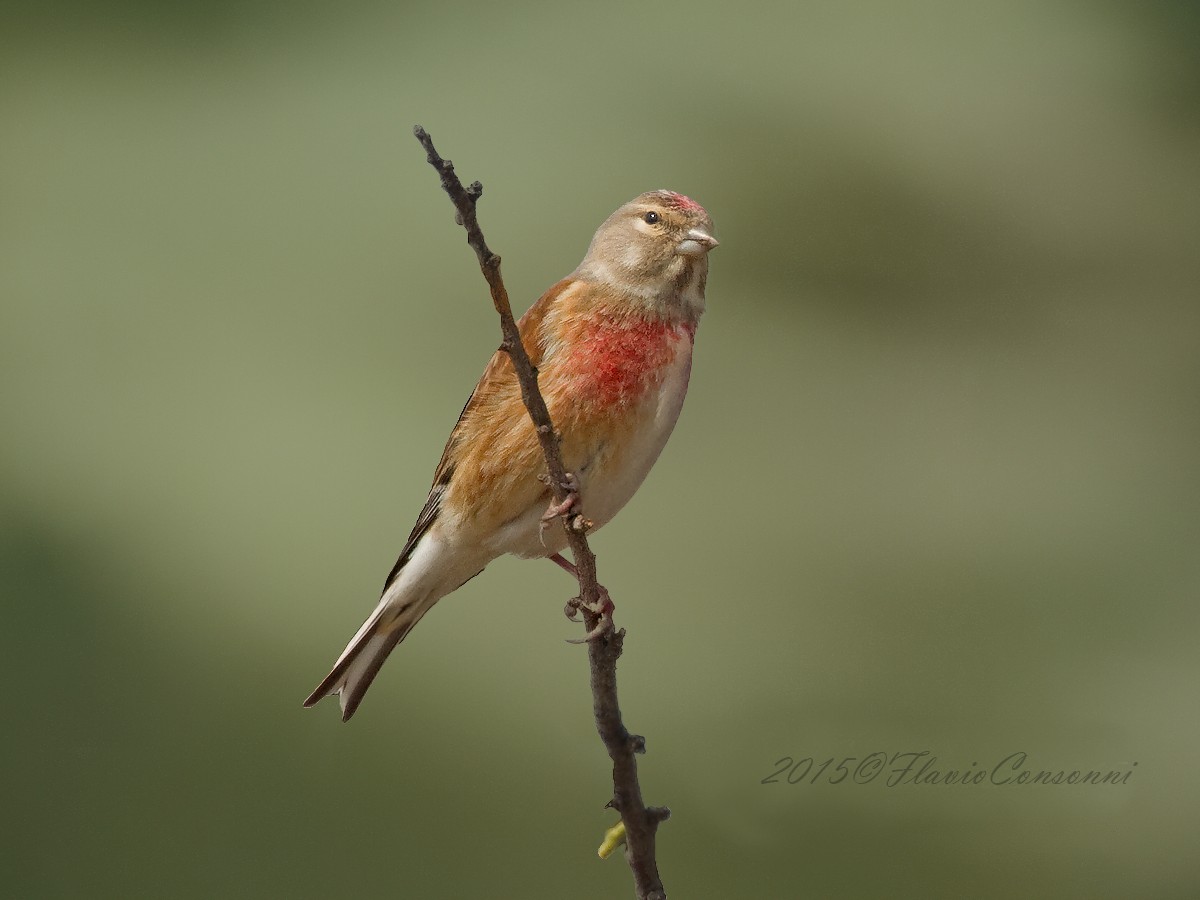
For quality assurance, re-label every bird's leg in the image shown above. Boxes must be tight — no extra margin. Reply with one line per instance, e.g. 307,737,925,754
552,552,615,642
540,479,613,641
549,552,579,578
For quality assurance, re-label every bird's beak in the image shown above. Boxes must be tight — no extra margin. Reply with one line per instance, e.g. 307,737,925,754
676,228,719,257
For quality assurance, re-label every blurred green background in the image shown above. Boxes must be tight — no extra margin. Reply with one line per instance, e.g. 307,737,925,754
3,1,1199,897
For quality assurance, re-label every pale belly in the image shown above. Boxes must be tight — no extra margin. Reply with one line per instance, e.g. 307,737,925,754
488,335,694,559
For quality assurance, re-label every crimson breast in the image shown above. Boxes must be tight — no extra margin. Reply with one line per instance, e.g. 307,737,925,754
567,318,692,410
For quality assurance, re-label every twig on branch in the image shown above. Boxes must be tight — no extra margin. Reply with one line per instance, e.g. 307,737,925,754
412,125,670,900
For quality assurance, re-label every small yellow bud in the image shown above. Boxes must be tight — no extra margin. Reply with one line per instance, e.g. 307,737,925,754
597,820,627,859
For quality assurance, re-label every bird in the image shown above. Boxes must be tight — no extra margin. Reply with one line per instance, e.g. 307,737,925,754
304,190,718,721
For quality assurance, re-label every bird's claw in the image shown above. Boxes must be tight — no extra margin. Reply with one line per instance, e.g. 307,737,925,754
539,472,580,522
566,616,614,644
539,472,581,546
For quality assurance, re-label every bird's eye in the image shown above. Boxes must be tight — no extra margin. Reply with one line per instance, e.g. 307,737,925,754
643,211,660,225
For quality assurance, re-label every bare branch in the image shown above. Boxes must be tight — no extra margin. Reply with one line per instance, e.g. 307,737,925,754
413,125,669,900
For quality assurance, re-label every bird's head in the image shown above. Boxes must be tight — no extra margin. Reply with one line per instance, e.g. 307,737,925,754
576,190,717,320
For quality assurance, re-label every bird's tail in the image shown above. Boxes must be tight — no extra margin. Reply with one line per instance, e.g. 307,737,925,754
303,584,436,722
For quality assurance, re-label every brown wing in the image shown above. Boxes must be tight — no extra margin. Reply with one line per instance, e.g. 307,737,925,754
378,278,572,593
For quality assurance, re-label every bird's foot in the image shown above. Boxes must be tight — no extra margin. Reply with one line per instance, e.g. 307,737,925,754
564,586,616,643
539,472,585,545
540,471,580,521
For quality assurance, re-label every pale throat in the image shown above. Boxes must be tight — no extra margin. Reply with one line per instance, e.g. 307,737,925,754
576,256,707,325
